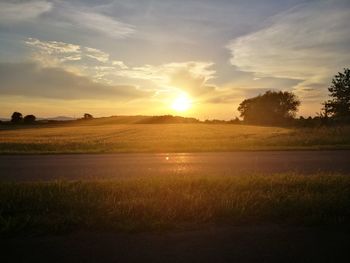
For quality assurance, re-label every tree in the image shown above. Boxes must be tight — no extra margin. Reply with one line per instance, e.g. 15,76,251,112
324,68,350,119
23,115,36,124
11,112,23,123
83,113,93,120
237,90,300,125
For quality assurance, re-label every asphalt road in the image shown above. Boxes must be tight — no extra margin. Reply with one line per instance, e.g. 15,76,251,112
1,150,350,181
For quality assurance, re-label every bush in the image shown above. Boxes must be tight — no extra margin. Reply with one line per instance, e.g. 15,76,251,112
23,115,36,124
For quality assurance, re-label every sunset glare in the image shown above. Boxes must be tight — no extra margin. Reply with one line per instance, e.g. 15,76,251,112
171,93,192,112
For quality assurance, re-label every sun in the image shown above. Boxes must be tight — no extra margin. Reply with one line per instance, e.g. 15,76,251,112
171,93,192,112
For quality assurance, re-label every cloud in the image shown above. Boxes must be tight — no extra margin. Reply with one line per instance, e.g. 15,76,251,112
25,38,81,66
168,65,216,96
25,38,80,54
84,47,110,63
206,87,271,104
116,61,216,95
203,74,301,106
63,8,135,39
112,60,128,69
0,62,150,100
0,1,52,23
1,1,135,39
24,38,118,78
227,0,350,100
24,38,217,96
24,38,130,83
92,61,217,97
25,38,127,67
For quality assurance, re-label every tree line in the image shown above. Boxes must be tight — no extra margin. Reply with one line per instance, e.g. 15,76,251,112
7,113,94,124
237,68,350,126
10,112,36,124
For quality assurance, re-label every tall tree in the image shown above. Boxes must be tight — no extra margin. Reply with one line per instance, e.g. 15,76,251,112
11,112,23,123
324,68,350,119
238,91,300,125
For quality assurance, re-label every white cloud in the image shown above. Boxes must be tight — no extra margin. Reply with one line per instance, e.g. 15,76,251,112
25,38,81,66
0,1,52,23
116,61,215,83
112,60,128,69
65,9,135,39
165,62,216,96
25,38,81,55
84,47,110,63
2,1,135,39
227,0,350,100
24,38,216,96
25,38,113,65
87,60,216,96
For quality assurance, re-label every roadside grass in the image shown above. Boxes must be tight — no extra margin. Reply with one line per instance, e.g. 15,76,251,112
1,173,350,236
0,124,350,153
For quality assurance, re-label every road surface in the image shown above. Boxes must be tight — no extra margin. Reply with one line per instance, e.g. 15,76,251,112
0,150,349,181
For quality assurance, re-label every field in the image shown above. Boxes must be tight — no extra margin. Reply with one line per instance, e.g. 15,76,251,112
1,122,350,153
1,173,350,235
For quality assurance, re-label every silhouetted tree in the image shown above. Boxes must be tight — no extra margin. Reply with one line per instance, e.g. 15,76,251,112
11,112,23,123
323,68,350,120
23,114,36,124
238,90,300,125
231,117,241,124
83,113,93,120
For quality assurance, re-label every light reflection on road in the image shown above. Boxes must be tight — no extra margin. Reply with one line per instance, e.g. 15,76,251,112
1,151,350,181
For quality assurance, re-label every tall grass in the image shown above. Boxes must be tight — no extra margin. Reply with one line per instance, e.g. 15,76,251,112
1,173,350,235
0,124,350,153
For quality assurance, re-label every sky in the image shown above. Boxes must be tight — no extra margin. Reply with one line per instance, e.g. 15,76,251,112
0,0,349,119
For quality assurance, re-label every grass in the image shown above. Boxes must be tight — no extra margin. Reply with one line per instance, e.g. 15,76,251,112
0,123,350,153
1,173,350,236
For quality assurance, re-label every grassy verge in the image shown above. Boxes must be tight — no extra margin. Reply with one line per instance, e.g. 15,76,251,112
1,124,350,153
1,173,350,236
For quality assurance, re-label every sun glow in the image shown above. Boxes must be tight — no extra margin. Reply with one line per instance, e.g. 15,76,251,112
171,93,192,112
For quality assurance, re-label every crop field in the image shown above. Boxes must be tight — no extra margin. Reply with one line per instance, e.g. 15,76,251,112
0,123,350,154
1,173,349,235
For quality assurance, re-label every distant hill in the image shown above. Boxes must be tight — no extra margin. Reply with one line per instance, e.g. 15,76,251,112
1,115,201,125
42,116,77,121
136,115,200,124
75,115,200,125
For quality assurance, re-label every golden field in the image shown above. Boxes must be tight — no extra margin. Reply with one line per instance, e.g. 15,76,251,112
0,122,349,153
